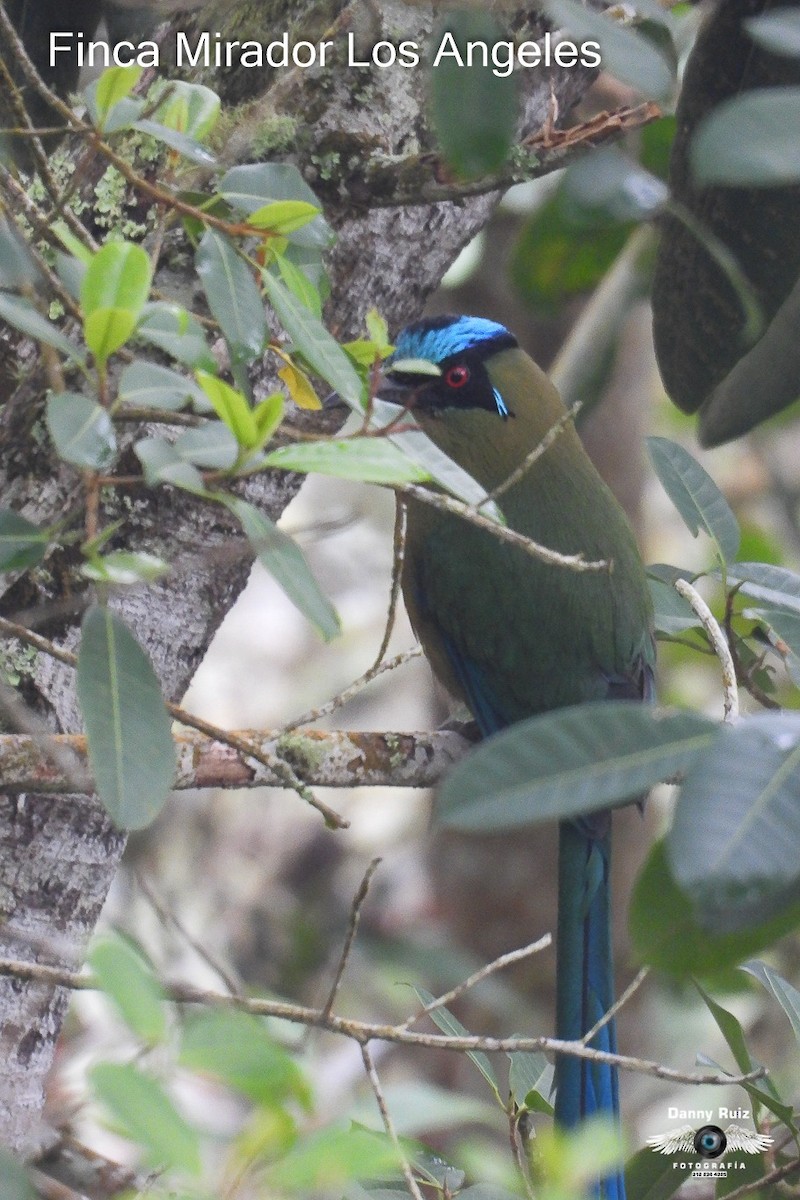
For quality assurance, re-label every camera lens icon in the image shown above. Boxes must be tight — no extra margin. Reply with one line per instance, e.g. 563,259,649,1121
694,1125,727,1158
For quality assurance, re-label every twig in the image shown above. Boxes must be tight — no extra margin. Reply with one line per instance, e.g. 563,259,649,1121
721,1155,800,1200
361,1044,426,1200
320,858,382,1024
476,403,581,510
372,500,407,668
282,647,422,732
0,957,768,1088
581,967,648,1046
674,579,739,721
398,935,552,1032
399,485,609,573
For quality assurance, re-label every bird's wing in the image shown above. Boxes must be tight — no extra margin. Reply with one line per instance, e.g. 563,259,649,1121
645,1125,696,1154
724,1125,773,1153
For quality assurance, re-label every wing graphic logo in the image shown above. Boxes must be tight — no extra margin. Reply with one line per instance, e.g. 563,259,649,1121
647,1123,773,1158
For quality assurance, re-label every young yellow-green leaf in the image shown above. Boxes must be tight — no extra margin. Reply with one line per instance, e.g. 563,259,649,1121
196,228,267,361
0,509,49,573
275,253,322,316
247,200,320,234
253,392,285,444
77,606,175,830
365,308,392,355
90,1063,201,1175
218,162,333,249
0,292,85,364
223,496,340,641
46,393,116,471
647,436,740,565
85,309,139,365
262,271,363,409
264,1126,400,1191
89,934,167,1043
94,65,142,125
195,370,258,447
264,439,430,486
278,363,320,410
180,1009,311,1109
81,242,152,319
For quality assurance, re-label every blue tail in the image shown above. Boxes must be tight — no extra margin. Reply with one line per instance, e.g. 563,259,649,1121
555,818,626,1200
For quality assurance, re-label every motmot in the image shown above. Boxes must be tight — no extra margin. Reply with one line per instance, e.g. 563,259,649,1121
381,314,655,1199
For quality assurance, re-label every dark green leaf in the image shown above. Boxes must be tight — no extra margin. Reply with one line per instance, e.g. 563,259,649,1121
0,292,85,363
746,10,800,56
134,118,217,165
264,439,429,485
669,713,800,930
742,960,800,1045
134,437,209,494
173,422,238,469
430,12,518,179
647,437,740,563
196,229,267,362
90,1062,200,1174
726,562,800,614
262,272,362,408
0,509,49,573
89,934,167,1043
413,986,498,1095
46,393,116,470
624,1146,691,1200
218,163,332,249
77,606,176,830
648,577,702,635
180,1009,311,1108
691,88,800,186
437,704,716,831
224,496,340,641
118,361,207,411
136,302,216,371
543,1,674,98
0,219,42,289
695,983,752,1074
508,1049,552,1113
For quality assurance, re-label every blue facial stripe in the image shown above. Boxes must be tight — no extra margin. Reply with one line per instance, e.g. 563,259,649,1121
493,387,509,417
392,316,511,366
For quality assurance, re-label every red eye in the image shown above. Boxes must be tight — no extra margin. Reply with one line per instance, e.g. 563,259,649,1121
445,365,470,388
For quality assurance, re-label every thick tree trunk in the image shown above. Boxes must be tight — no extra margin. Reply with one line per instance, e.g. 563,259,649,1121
0,0,597,1153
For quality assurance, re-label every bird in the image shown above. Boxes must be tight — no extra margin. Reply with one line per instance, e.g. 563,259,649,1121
381,314,655,1200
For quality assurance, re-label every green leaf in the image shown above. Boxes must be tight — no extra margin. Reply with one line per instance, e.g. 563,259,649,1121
151,80,220,140
218,162,333,249
248,200,321,234
77,606,176,830
430,12,518,179
253,392,284,445
134,436,209,494
262,272,363,408
0,292,85,363
669,713,800,930
90,1062,201,1175
0,1149,35,1200
542,1,674,98
81,551,170,585
275,253,322,315
89,934,167,1043
726,562,800,614
173,422,239,469
195,371,259,447
46,392,116,470
624,1146,692,1200
412,986,498,1096
437,704,716,831
647,436,740,564
85,309,138,364
508,1049,553,1113
746,9,800,56
118,360,207,411
81,242,152,364
180,1009,311,1108
0,509,49,573
264,439,429,485
196,229,267,362
133,118,217,166
695,983,752,1074
94,65,142,126
648,576,702,635
0,218,42,289
691,88,800,187
264,1126,400,1191
136,302,216,371
223,496,340,641
742,960,800,1046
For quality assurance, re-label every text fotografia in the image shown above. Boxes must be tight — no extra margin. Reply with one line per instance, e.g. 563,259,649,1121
50,31,602,76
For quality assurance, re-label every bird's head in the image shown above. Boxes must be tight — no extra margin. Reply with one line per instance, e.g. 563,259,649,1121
381,314,518,419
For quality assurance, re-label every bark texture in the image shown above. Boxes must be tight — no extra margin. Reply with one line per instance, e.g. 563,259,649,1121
0,0,598,1154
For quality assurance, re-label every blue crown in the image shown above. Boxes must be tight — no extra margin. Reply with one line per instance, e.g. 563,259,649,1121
392,315,514,365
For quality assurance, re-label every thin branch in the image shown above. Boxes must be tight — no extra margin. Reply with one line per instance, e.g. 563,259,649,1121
674,579,739,721
372,500,407,669
720,1155,800,1200
399,485,609,573
581,967,648,1046
476,402,582,511
361,1044,426,1200
0,957,768,1089
320,858,382,1024
282,647,422,732
398,935,552,1032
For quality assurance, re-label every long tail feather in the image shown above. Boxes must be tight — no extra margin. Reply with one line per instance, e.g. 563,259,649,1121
555,818,626,1200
